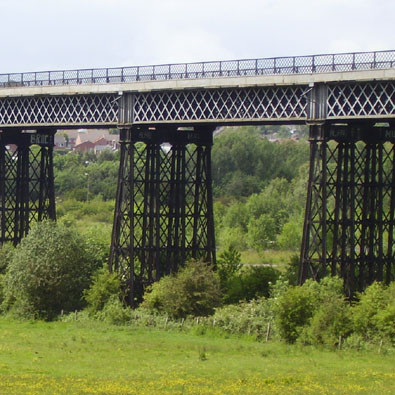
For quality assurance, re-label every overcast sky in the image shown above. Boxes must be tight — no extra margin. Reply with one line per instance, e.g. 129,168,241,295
0,0,393,73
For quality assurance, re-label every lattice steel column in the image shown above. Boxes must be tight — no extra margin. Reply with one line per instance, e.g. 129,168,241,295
110,126,216,305
300,124,395,296
0,129,56,245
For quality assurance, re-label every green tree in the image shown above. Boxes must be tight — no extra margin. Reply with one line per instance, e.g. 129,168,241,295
3,221,99,320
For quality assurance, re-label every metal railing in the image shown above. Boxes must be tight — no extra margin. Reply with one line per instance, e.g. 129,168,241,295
0,50,394,88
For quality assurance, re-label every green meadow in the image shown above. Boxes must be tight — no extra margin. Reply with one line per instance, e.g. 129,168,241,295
0,318,393,394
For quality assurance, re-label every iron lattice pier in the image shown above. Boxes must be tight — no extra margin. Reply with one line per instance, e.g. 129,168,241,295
109,126,216,305
0,130,56,245
300,124,395,296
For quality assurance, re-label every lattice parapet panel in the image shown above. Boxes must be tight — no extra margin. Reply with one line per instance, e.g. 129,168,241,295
327,81,395,119
132,86,308,123
0,94,119,126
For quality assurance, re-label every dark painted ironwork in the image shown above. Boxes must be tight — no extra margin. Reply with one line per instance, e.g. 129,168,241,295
109,125,216,305
300,123,395,296
0,50,394,87
0,129,56,245
0,80,393,128
0,94,119,127
0,51,394,303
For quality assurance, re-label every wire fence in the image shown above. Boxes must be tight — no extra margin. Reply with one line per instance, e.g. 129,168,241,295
0,50,394,88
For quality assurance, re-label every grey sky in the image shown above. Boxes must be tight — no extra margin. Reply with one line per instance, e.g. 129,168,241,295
1,0,393,73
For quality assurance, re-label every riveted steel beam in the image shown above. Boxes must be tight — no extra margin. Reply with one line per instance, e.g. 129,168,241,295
0,129,56,246
300,123,395,296
109,125,216,306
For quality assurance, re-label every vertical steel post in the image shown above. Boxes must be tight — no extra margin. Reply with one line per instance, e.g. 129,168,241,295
109,126,216,306
300,123,395,297
0,129,56,246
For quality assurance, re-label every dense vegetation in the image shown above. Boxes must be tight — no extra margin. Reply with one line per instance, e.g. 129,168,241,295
0,125,393,395
53,126,310,259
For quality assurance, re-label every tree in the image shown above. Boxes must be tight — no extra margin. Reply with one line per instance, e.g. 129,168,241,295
3,221,99,320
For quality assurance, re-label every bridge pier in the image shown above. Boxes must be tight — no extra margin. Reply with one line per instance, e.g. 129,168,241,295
109,125,216,305
300,123,395,296
0,129,56,245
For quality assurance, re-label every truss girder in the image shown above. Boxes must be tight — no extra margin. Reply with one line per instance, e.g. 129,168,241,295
132,86,309,123
327,82,395,119
0,94,118,126
0,131,56,245
300,124,395,296
109,126,216,305
0,81,393,128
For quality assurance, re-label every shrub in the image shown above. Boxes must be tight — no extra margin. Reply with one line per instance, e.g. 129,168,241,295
283,254,299,286
211,297,274,338
0,243,15,274
303,294,352,347
142,259,222,319
95,295,133,325
84,268,122,314
352,282,395,342
274,282,317,343
274,276,345,344
3,221,99,320
217,246,242,285
223,265,280,304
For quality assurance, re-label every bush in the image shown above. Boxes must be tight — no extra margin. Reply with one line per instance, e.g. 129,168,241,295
3,221,99,320
84,268,122,314
217,246,242,285
303,294,352,347
211,297,274,338
274,277,346,344
95,295,132,325
0,243,15,274
283,254,300,286
142,259,222,319
274,282,316,343
223,266,280,304
352,282,395,342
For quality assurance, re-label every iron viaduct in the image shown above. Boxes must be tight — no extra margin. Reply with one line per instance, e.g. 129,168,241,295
0,50,394,303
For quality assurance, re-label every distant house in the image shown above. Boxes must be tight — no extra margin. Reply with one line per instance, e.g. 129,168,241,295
56,129,120,153
54,133,67,149
74,140,95,152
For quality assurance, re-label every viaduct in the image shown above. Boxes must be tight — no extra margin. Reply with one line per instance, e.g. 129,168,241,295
0,50,394,303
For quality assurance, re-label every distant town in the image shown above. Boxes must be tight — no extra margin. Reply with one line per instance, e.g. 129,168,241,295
55,128,120,153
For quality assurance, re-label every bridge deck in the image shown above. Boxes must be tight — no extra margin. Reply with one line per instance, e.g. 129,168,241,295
0,51,394,128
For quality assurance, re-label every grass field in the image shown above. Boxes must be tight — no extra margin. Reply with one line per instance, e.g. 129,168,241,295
0,318,394,394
